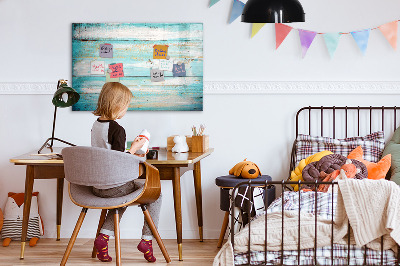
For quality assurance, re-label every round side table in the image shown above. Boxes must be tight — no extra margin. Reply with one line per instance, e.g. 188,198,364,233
215,175,275,248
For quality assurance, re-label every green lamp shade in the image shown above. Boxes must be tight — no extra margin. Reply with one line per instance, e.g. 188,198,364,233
52,84,80,108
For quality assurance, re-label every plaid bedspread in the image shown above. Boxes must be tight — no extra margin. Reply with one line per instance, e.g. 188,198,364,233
234,191,397,265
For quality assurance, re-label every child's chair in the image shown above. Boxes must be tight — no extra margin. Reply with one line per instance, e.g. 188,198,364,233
60,146,171,265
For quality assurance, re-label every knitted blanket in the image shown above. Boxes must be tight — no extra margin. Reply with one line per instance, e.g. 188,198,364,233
213,211,341,266
335,178,400,251
213,179,400,266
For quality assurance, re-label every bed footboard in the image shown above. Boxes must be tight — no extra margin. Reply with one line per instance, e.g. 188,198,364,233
230,180,400,266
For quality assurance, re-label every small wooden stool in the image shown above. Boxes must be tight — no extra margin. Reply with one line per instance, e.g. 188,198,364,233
215,175,275,248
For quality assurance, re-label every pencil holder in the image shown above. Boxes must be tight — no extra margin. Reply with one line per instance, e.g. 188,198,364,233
191,135,209,153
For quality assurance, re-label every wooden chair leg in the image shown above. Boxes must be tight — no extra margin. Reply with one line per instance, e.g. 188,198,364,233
217,211,230,248
114,210,121,266
60,208,88,266
141,205,171,263
91,209,108,258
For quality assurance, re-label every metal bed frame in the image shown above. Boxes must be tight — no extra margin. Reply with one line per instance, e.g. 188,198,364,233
230,106,400,266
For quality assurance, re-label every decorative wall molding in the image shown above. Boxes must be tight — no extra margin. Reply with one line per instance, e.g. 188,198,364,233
1,81,400,95
204,81,400,94
0,83,55,94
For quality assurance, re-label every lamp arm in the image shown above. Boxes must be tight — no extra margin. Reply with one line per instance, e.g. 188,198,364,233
50,105,57,148
50,79,61,148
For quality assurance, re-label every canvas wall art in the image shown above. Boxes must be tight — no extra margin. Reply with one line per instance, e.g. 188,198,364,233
72,23,203,111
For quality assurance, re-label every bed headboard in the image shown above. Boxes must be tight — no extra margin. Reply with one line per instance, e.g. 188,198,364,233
290,106,400,179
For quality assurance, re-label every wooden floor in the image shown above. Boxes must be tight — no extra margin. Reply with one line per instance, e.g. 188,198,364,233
0,239,221,265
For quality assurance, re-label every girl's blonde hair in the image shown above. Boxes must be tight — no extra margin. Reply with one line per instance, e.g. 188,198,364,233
93,82,133,120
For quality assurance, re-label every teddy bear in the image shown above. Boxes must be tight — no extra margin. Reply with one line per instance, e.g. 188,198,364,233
229,159,261,179
172,135,189,153
1,192,44,247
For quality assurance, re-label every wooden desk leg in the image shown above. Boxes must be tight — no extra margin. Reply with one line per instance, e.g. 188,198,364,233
172,167,183,261
56,178,64,241
193,161,204,242
20,165,35,259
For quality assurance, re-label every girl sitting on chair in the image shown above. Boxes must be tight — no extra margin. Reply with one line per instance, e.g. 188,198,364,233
91,82,162,263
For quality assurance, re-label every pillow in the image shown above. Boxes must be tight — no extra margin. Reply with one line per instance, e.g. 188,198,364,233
295,131,385,166
348,146,391,180
289,150,333,191
302,154,368,190
382,126,400,184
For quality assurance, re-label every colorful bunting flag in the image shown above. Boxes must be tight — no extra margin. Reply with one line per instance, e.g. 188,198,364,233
298,30,317,58
323,33,341,58
209,0,220,7
351,29,370,55
379,21,398,50
275,24,293,49
208,1,400,58
229,0,245,24
251,23,266,38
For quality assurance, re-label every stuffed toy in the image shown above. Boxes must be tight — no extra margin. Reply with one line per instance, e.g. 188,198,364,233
172,135,189,153
1,192,44,247
348,146,391,180
229,159,261,179
289,150,333,191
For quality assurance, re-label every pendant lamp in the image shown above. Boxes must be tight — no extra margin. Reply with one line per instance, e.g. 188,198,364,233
241,0,305,23
38,79,80,154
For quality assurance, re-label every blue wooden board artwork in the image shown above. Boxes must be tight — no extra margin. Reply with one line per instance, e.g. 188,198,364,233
72,23,203,111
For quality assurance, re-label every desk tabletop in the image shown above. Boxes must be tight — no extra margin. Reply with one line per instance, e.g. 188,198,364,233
10,147,214,165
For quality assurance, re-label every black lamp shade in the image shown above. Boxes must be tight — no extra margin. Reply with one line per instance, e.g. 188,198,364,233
52,84,80,108
241,0,305,23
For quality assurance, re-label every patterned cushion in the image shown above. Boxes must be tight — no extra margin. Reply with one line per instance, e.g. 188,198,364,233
294,131,385,166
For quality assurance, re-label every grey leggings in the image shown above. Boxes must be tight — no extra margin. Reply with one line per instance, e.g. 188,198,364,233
92,180,162,240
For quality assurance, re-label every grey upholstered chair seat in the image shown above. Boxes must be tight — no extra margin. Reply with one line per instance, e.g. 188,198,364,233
69,180,145,208
61,146,171,265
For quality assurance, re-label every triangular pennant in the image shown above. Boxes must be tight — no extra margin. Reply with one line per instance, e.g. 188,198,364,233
351,29,370,55
275,23,293,49
378,21,398,50
251,23,266,38
229,0,245,24
323,33,341,58
209,0,220,7
298,29,317,58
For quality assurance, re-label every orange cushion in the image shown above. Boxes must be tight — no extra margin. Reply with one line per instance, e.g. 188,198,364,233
347,146,391,180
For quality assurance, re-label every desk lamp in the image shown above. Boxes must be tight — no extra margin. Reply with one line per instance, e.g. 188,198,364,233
38,79,80,154
241,0,305,23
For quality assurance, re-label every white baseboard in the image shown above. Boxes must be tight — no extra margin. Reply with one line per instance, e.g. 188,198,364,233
44,228,222,240
1,81,400,94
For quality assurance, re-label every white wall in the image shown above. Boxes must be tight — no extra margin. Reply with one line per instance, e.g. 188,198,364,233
1,0,400,239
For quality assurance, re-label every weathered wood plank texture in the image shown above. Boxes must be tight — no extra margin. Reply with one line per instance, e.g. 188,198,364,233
72,23,203,111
